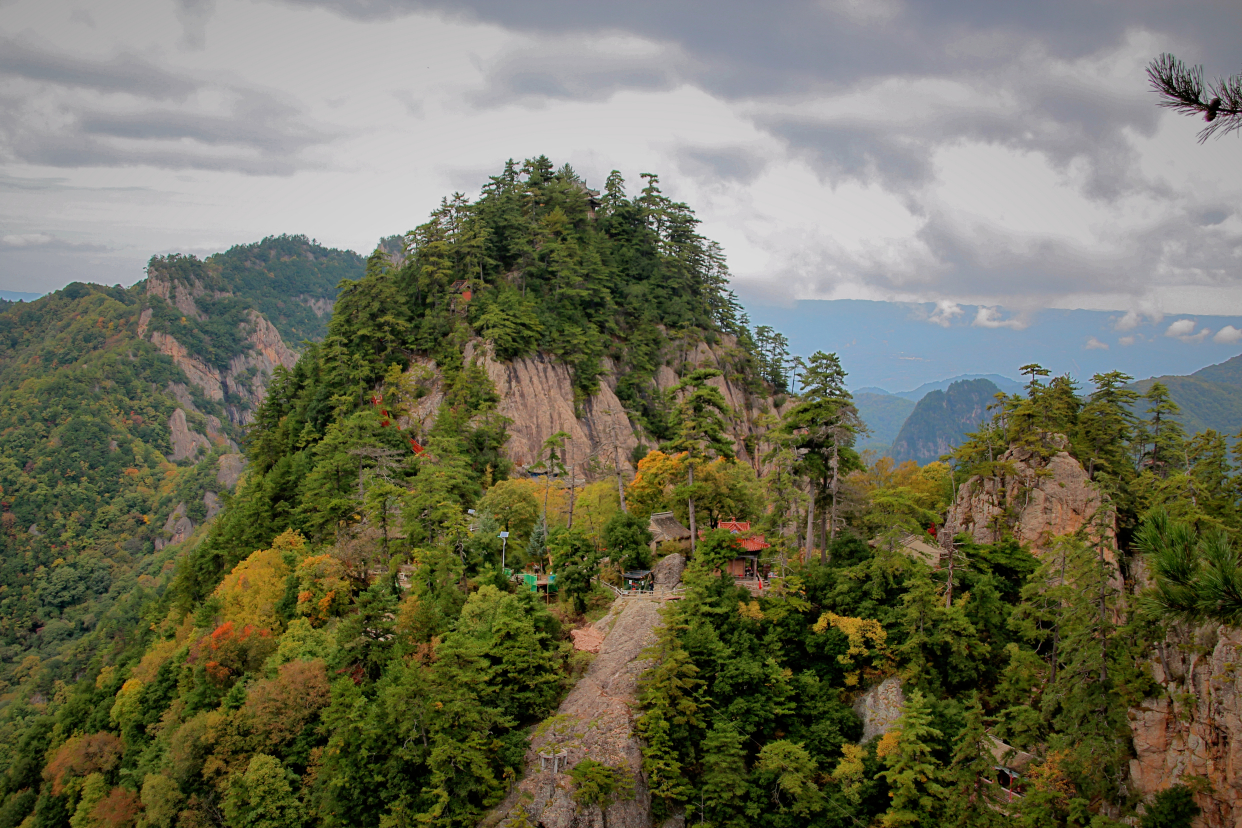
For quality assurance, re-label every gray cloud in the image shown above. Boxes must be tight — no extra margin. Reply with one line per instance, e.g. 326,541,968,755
278,0,1242,89
0,37,197,99
176,0,217,49
0,39,330,175
474,43,685,105
674,145,767,184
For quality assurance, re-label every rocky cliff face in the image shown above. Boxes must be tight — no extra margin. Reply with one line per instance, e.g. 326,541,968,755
1129,624,1242,827
400,338,781,477
940,434,1112,560
142,270,298,427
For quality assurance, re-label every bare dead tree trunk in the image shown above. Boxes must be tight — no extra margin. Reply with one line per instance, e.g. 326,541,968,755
567,445,576,531
608,412,629,513
688,462,697,556
804,485,815,565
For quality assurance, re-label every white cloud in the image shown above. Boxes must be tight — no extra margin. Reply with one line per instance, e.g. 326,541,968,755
1,233,53,246
972,306,1026,330
1085,336,1109,350
927,300,963,327
1214,325,1242,344
1165,318,1197,337
1118,335,1136,346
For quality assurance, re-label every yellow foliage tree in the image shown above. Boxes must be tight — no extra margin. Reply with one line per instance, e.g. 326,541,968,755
813,611,889,686
214,530,306,632
570,481,620,547
625,450,687,519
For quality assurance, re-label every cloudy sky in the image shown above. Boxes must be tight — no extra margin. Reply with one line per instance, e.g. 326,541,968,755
1,0,1240,322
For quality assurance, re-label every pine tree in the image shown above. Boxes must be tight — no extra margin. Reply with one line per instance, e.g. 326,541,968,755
879,689,947,827
666,368,734,554
781,351,863,561
1141,382,1186,477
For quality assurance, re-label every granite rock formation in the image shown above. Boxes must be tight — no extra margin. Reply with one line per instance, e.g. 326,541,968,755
168,408,211,462
399,338,783,479
1129,623,1242,827
483,597,663,828
940,434,1113,560
854,676,905,743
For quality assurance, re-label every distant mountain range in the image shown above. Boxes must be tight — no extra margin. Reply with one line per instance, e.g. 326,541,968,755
0,234,357,676
857,373,1023,402
1130,353,1242,437
888,378,1000,464
854,373,1017,456
852,354,1242,464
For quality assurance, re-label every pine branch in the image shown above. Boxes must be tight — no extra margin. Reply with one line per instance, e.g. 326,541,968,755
1147,53,1242,142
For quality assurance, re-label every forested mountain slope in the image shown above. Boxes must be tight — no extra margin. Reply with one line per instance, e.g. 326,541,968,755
7,156,1241,828
0,157,793,828
854,391,915,454
0,235,353,696
889,377,999,464
1131,352,1242,436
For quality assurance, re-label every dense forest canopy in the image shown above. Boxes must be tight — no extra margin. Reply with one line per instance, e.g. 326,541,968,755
0,236,360,700
0,158,1236,828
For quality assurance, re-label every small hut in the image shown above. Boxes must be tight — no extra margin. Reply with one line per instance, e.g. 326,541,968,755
449,280,472,314
985,734,1036,804
621,569,653,593
711,519,771,581
648,511,691,552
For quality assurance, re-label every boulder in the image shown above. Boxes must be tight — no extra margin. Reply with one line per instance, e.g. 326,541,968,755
853,676,904,743
940,435,1113,561
652,552,685,591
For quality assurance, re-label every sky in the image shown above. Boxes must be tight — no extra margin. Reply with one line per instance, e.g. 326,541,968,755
749,300,1242,393
1,0,1240,372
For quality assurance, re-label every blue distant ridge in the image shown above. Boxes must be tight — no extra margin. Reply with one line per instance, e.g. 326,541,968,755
742,298,1242,391
0,290,43,302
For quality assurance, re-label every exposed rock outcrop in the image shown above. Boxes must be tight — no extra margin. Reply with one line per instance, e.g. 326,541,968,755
400,338,782,478
940,434,1113,560
168,408,211,462
1129,624,1242,827
145,265,299,428
151,333,225,402
222,312,298,425
652,553,685,592
217,454,247,488
156,502,194,550
298,295,334,317
854,676,904,743
203,490,223,520
473,344,642,471
484,597,663,828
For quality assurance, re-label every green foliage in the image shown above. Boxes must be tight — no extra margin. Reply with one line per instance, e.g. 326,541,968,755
222,753,303,828
568,759,635,812
1140,785,1201,828
549,527,600,614
602,511,653,571
1137,509,1242,626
